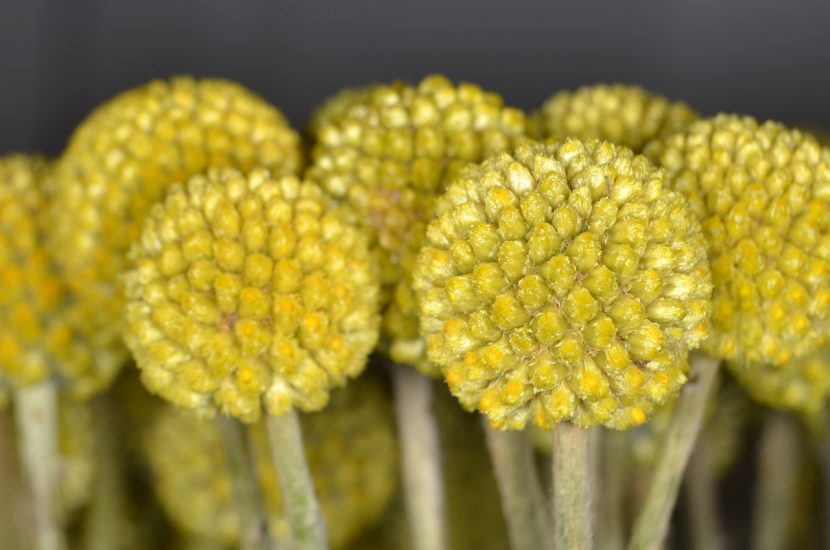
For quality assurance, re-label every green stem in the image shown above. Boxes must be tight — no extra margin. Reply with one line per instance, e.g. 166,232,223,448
628,353,720,550
600,430,627,550
217,416,270,550
14,380,65,550
684,433,722,550
483,422,552,550
750,413,800,550
265,409,327,550
1,405,28,550
391,363,448,550
552,422,594,550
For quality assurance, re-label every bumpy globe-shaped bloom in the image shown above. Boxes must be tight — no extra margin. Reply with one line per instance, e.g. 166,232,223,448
530,84,698,153
50,76,303,380
124,168,380,422
0,155,121,399
308,75,527,374
142,375,398,548
307,84,388,139
645,115,830,366
414,139,712,429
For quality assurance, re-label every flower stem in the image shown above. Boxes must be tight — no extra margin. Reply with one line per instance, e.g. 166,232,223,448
552,422,594,550
14,380,65,550
600,430,627,550
391,363,448,550
751,413,800,550
483,421,552,550
217,416,270,550
0,405,29,550
684,433,722,550
628,353,720,550
265,409,327,550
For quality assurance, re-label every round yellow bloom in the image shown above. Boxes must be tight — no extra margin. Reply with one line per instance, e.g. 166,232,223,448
50,76,303,382
645,115,830,366
124,168,380,422
0,155,121,399
142,375,398,548
414,139,712,429
308,75,527,374
530,84,698,153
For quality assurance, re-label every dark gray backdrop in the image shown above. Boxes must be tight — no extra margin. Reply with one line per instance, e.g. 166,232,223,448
2,0,829,156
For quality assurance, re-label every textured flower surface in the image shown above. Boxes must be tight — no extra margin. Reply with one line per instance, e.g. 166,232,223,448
142,375,398,548
124,168,380,422
50,76,303,378
0,155,121,399
530,84,698,153
415,139,712,429
645,115,830,366
308,75,527,374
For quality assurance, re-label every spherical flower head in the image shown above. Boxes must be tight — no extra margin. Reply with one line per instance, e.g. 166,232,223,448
308,75,527,374
0,155,121,398
729,348,830,414
414,139,712,430
124,167,380,422
530,84,698,153
645,115,830,366
142,375,398,548
50,76,303,381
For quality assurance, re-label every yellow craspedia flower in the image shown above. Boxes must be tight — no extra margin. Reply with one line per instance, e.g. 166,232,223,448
530,84,698,153
50,76,303,383
414,139,712,430
645,115,830,366
730,348,830,414
124,167,380,422
142,376,398,549
307,84,387,139
0,155,120,399
308,75,527,374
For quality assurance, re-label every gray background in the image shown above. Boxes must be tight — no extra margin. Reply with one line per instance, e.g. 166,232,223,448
1,0,829,156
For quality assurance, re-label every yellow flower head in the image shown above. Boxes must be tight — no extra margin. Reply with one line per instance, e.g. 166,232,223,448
50,76,303,381
530,84,698,153
414,139,712,429
645,115,830,366
308,75,527,374
124,168,380,422
0,155,121,398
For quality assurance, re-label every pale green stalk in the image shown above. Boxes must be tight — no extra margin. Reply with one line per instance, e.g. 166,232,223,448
552,422,594,550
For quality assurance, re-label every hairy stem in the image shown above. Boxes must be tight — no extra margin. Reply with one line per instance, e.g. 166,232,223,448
217,416,270,550
483,422,552,550
552,422,594,550
265,409,327,550
14,381,64,550
601,430,627,550
684,434,722,550
391,363,448,550
628,353,720,550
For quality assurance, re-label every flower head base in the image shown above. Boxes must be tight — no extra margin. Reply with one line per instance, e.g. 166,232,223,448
124,168,380,422
308,75,527,374
50,76,303,381
0,155,121,398
414,139,712,429
142,375,398,548
530,84,698,153
645,115,830,366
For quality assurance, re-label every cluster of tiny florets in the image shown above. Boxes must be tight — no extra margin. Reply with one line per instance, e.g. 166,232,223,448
0,155,121,399
530,84,698,153
308,75,528,374
414,139,712,429
49,76,304,380
142,376,398,548
645,114,830,367
124,168,380,422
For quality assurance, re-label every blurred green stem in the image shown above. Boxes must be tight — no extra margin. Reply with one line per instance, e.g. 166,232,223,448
391,363,448,550
483,422,552,550
14,380,64,550
628,353,720,550
751,413,800,550
552,422,594,550
218,416,271,550
265,409,327,550
684,434,722,550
